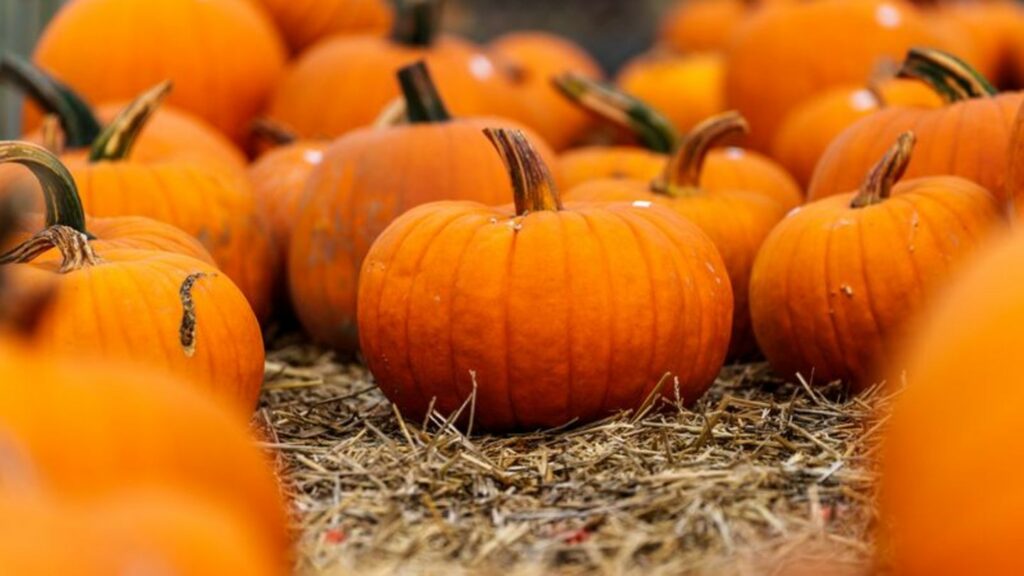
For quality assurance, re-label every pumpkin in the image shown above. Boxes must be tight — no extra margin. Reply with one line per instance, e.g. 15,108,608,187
927,0,1024,88
252,0,394,54
489,31,604,151
724,0,964,151
880,227,1024,576
809,49,1022,205
617,51,726,136
29,0,286,144
749,132,1001,389
0,144,265,414
566,112,788,358
0,490,282,576
555,75,803,209
358,128,733,431
0,345,289,569
659,0,751,54
267,0,514,139
770,78,942,188
288,61,558,352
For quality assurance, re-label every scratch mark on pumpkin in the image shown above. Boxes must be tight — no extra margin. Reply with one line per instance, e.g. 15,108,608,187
179,272,215,358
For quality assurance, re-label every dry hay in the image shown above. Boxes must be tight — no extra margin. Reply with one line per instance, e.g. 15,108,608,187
259,335,893,575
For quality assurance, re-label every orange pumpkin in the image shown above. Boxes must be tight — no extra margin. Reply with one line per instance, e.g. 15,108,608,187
0,345,289,570
750,132,1001,389
252,0,394,54
555,76,803,208
880,226,1024,576
928,0,1024,88
809,49,1022,205
267,0,513,139
489,31,603,151
659,0,751,53
30,0,286,143
771,78,942,188
566,112,788,358
358,128,733,431
288,62,558,352
724,0,964,151
617,52,725,136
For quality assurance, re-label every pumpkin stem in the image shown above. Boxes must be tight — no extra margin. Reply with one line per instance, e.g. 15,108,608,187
250,118,298,147
0,53,102,148
397,61,452,123
0,141,89,236
851,131,916,209
483,128,562,216
88,81,172,163
898,48,996,103
374,97,409,128
553,73,679,153
655,111,748,195
40,115,65,155
392,0,443,47
0,225,101,273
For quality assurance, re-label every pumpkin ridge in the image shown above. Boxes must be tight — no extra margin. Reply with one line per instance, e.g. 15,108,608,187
853,209,886,358
776,216,819,381
502,213,521,429
576,209,616,417
819,212,849,377
614,212,663,408
557,213,575,423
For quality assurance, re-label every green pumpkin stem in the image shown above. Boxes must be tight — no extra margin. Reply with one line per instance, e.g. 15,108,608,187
656,111,748,195
0,53,102,148
0,224,101,272
397,61,452,123
0,141,89,236
851,132,916,209
88,81,172,163
898,48,996,103
553,73,679,153
392,0,443,47
250,118,298,147
483,128,562,216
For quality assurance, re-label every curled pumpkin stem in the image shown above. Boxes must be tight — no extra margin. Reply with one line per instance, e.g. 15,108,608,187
0,141,89,236
397,61,452,123
898,48,996,103
553,73,679,153
483,128,562,216
852,131,917,209
0,225,102,273
89,80,172,163
656,111,749,195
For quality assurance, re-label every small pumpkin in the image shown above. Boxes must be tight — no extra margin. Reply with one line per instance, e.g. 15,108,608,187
566,112,789,358
617,51,726,137
555,75,802,209
267,0,514,139
358,128,733,431
488,31,604,151
770,78,942,188
809,49,1023,205
724,0,965,151
29,0,286,143
750,132,1002,389
252,0,394,54
880,226,1024,576
288,61,558,352
659,0,752,54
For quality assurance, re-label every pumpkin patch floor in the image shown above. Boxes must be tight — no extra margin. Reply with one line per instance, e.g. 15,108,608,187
259,335,887,575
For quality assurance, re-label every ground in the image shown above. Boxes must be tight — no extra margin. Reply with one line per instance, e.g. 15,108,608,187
259,336,890,576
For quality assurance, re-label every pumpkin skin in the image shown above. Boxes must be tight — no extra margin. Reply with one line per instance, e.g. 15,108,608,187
750,133,1002,389
358,129,733,431
930,0,1024,88
617,52,725,136
0,346,289,570
724,0,962,151
252,0,394,54
489,32,604,151
659,0,750,53
770,80,942,188
559,146,667,189
30,0,286,143
809,51,1021,205
880,227,1024,576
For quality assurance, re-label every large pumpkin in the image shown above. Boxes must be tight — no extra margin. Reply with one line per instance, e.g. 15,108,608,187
566,112,788,358
880,226,1024,576
288,62,558,352
617,52,725,137
750,132,1002,389
725,0,962,151
253,0,394,54
30,0,286,143
809,49,1022,205
267,0,513,139
358,128,733,431
489,31,603,151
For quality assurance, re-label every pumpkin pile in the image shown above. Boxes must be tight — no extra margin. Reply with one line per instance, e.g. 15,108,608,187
4,0,1024,570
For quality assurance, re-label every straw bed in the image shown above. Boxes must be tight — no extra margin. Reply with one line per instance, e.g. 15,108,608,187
259,335,890,575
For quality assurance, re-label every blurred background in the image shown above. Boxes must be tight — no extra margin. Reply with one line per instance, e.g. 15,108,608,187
0,0,676,139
